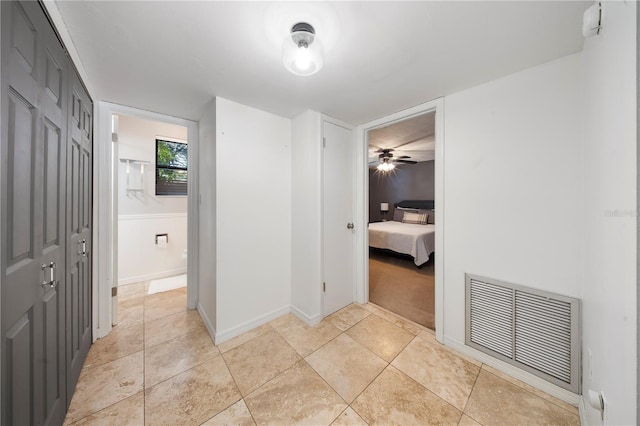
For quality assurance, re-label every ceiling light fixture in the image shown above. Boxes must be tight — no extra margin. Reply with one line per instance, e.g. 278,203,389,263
283,22,323,76
377,159,395,172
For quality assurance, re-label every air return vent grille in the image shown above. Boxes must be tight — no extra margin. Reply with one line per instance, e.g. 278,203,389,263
465,274,580,393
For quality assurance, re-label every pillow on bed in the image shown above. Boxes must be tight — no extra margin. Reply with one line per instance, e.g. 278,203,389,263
402,211,428,225
392,208,407,222
427,209,435,224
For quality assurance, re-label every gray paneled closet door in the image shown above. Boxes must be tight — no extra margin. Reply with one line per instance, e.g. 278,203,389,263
66,69,92,396
1,1,92,424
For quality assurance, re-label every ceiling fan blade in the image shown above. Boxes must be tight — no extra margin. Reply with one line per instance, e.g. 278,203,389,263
374,148,394,153
396,155,411,159
395,159,417,164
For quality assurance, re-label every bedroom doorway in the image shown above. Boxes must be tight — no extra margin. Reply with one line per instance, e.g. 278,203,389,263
366,112,437,330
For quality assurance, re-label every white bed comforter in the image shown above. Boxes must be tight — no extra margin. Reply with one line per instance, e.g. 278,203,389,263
368,221,435,266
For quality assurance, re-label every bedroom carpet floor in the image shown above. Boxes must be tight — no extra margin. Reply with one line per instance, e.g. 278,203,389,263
63,283,579,426
369,248,435,329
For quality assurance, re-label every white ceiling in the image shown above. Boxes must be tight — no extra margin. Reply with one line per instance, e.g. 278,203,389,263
54,1,589,124
368,112,435,164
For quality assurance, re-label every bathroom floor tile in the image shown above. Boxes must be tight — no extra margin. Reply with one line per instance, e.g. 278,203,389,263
325,304,371,331
245,361,347,425
351,366,462,425
372,307,422,335
414,330,483,367
306,333,386,403
201,399,255,426
359,303,380,314
82,324,144,370
145,326,220,388
331,407,368,426
346,315,414,362
464,370,580,425
392,337,480,410
64,351,144,424
67,281,580,426
118,282,145,302
68,392,144,426
116,297,144,329
223,331,300,396
144,289,187,321
144,356,240,426
275,317,341,357
458,414,482,426
269,313,296,329
144,309,204,347
480,364,578,414
217,323,273,353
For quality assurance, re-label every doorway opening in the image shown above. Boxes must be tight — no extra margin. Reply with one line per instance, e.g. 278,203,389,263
367,112,436,329
93,101,198,341
112,114,190,326
358,98,444,340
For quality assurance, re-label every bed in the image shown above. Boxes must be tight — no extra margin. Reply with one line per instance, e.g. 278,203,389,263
368,200,435,266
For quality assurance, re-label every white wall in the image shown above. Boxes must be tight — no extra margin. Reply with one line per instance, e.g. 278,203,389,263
117,115,188,283
442,54,584,343
215,97,292,341
117,214,187,284
197,99,217,336
581,2,637,424
117,115,188,215
291,110,323,322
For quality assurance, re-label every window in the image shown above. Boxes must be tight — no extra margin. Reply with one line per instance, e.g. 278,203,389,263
155,139,188,196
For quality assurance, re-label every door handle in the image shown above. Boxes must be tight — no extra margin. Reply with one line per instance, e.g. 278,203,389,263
347,223,354,230
41,262,58,289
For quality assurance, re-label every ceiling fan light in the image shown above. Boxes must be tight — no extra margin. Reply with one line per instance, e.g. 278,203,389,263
377,161,395,172
283,23,324,76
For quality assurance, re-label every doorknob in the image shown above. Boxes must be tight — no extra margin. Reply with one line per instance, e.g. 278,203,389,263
41,262,58,289
347,223,354,230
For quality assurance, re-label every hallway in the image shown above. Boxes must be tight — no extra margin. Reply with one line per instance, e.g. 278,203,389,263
63,283,580,425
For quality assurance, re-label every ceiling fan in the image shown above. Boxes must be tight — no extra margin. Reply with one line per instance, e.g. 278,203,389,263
370,148,417,171
375,148,417,164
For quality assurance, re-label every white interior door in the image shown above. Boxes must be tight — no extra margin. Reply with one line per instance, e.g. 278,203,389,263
322,121,354,316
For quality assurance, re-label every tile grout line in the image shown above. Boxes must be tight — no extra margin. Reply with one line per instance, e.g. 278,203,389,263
299,307,408,422
479,367,580,417
142,283,244,425
217,347,258,424
388,362,464,416
460,361,484,418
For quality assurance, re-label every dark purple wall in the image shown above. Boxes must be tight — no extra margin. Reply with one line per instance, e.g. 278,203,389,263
369,161,435,222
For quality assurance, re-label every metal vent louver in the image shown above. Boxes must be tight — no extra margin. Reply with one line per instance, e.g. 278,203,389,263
466,274,580,393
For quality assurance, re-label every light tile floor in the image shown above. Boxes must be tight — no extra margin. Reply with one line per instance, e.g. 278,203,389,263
64,283,581,425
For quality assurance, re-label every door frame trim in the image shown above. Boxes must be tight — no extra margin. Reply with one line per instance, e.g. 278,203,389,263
94,102,199,339
355,97,445,342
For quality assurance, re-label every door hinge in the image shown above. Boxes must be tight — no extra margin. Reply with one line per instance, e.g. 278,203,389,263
323,282,326,292
322,137,326,148
112,287,117,297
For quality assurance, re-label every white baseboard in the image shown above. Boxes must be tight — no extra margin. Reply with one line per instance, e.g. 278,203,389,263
443,336,580,406
291,305,322,326
578,395,590,425
197,303,216,342
214,305,291,345
118,267,186,286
